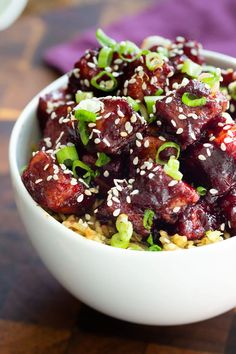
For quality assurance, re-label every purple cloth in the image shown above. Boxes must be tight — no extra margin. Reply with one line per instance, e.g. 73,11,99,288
44,0,236,73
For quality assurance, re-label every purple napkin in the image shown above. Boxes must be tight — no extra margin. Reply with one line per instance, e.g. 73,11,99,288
44,0,236,73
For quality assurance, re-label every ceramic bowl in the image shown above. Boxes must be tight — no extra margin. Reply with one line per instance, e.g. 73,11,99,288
9,50,236,325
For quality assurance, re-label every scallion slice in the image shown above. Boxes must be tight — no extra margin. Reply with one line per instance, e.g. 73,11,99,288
72,159,93,178
56,145,79,167
181,58,202,78
228,81,236,100
95,152,111,167
91,71,117,92
144,96,163,115
146,52,164,71
96,28,116,48
127,96,140,112
139,103,149,121
75,109,97,122
163,157,183,181
197,186,207,196
118,40,141,62
182,92,206,107
110,214,133,249
156,142,180,165
147,234,162,251
98,46,113,68
143,209,155,230
155,88,164,96
78,121,90,145
75,90,93,103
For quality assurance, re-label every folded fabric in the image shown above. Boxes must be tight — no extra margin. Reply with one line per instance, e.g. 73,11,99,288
44,0,236,73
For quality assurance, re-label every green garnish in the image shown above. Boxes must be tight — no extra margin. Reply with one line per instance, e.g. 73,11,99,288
91,71,117,92
96,28,116,48
181,58,202,78
143,209,155,230
127,96,140,112
78,121,90,145
155,88,164,96
147,234,162,252
95,152,111,167
72,159,96,184
197,186,207,196
156,142,180,165
163,157,183,181
182,92,207,107
144,96,162,115
75,91,93,103
118,40,141,62
98,46,113,68
110,214,133,249
146,52,164,71
56,145,79,167
75,109,97,122
228,81,236,100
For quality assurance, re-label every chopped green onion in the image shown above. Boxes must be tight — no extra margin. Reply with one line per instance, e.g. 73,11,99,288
181,58,202,78
96,28,116,48
148,244,162,251
20,165,28,175
128,244,144,251
56,145,79,167
98,46,113,68
118,40,141,62
156,141,180,165
163,157,183,181
95,152,111,167
72,159,94,182
199,70,220,89
91,71,117,92
139,103,149,121
75,109,97,122
143,209,155,230
182,92,207,107
197,186,207,196
157,46,169,58
228,81,236,100
155,88,164,96
110,214,133,249
144,96,162,115
78,121,90,145
75,90,93,103
146,52,164,71
127,96,140,112
205,230,223,242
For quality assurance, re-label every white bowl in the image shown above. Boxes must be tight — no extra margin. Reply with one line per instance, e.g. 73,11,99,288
9,50,236,326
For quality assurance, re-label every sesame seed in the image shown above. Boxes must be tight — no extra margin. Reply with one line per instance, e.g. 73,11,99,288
128,178,135,184
140,170,146,175
133,157,139,165
209,135,215,141
84,189,92,196
224,137,233,144
220,143,226,151
198,155,206,161
113,189,119,197
206,148,211,157
136,140,142,147
159,136,166,141
144,140,150,148
84,79,90,87
171,119,177,127
70,178,78,186
228,220,232,228
176,128,184,135
112,196,120,203
126,196,131,204
94,138,101,144
113,209,121,217
115,118,120,125
125,121,132,132
136,132,143,140
148,173,155,179
107,200,113,207
47,175,53,181
178,114,187,120
88,123,96,128
87,62,96,68
35,179,43,184
168,180,178,187
120,131,128,137
103,170,109,177
44,163,50,171
131,114,137,123
179,107,183,113
220,223,225,231
166,97,173,104
173,206,181,213
117,109,125,118
53,175,59,180
188,113,198,120
130,189,139,195
209,189,218,195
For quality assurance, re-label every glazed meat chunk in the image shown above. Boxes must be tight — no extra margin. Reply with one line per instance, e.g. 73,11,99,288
22,151,95,215
37,89,74,131
176,200,222,240
75,97,147,155
39,104,76,150
182,124,236,195
121,54,173,101
219,188,236,231
156,79,228,149
97,164,199,237
68,49,126,96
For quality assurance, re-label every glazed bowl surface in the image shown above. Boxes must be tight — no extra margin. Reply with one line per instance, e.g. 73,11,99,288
9,50,236,325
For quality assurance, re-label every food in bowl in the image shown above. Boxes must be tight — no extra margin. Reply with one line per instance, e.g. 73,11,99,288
21,30,236,251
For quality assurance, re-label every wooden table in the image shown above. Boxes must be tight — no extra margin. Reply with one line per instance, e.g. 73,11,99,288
1,1,236,353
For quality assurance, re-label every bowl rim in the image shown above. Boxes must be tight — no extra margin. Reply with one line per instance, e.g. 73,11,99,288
9,49,236,257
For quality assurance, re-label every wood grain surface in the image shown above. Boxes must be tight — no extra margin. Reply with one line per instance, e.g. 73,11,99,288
1,1,236,353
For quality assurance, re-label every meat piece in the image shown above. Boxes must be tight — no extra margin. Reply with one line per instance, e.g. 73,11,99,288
182,124,236,195
75,97,147,155
97,164,199,237
171,37,204,65
219,188,236,232
176,200,222,240
68,49,127,96
37,89,73,131
156,79,228,149
22,151,95,215
82,153,127,195
121,55,173,101
39,104,76,150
